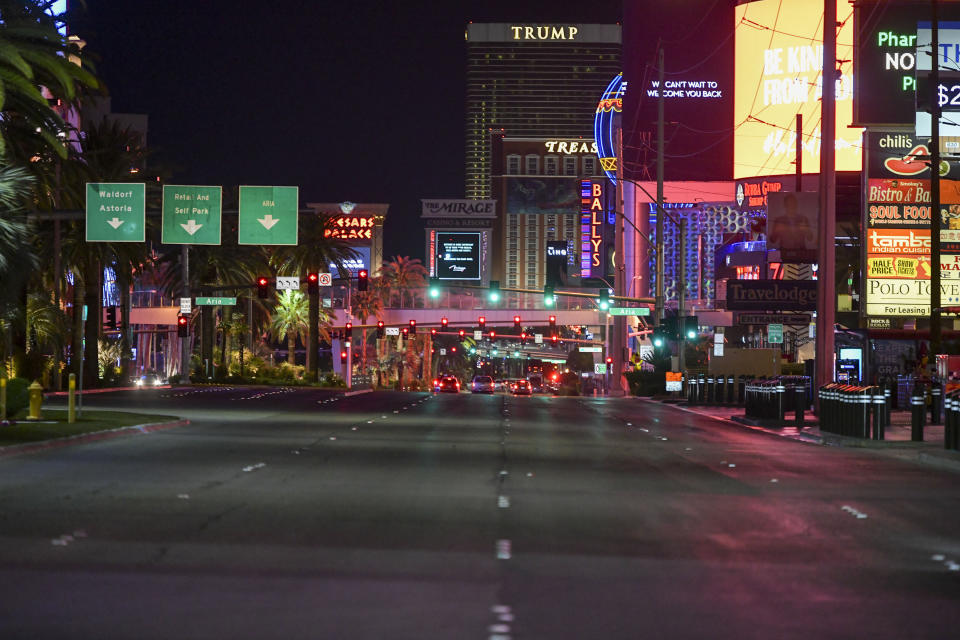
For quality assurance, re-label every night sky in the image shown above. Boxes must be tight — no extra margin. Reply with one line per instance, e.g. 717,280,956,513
72,1,734,260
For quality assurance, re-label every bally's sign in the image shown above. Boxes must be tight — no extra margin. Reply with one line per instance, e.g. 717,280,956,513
421,199,496,218
726,280,817,311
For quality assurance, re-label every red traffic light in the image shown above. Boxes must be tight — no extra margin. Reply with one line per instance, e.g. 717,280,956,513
549,315,556,327
513,315,521,328
402,327,409,335
377,320,384,328
605,356,613,364
258,277,268,286
177,315,188,326
307,273,318,282
345,322,352,331
357,269,369,292
458,329,465,338
430,328,437,336
441,317,448,328
551,334,558,343
478,315,486,327
489,330,496,339
358,269,367,279
340,350,348,363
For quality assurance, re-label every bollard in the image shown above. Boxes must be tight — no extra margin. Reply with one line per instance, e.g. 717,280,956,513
717,376,726,406
0,377,6,421
945,393,954,451
794,383,805,427
930,384,942,425
689,374,698,405
738,376,746,406
68,373,77,424
27,381,43,420
859,386,872,438
949,392,960,451
706,376,715,405
911,383,925,442
872,387,886,440
883,386,892,431
698,373,706,404
726,376,734,404
775,381,785,427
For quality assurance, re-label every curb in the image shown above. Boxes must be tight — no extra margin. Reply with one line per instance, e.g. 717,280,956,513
343,389,374,397
45,385,170,397
0,418,189,459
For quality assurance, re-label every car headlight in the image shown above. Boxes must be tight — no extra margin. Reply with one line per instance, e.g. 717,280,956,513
135,379,143,387
153,379,162,386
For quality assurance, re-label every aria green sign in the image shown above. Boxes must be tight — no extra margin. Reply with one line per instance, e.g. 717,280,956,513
161,185,222,245
238,185,299,245
195,297,237,306
607,307,651,316
85,183,145,242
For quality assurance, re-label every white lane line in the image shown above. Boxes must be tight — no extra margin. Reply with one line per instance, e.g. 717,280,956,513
496,539,512,559
242,462,266,472
498,496,510,508
932,554,946,561
841,505,868,519
177,493,190,499
489,625,511,634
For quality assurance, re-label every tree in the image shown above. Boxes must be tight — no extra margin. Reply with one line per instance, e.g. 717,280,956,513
350,288,383,373
378,256,427,308
270,213,355,381
270,290,309,365
0,165,37,377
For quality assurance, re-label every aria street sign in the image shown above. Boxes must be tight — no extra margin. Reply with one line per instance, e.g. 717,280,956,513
607,307,651,316
195,297,237,306
276,276,300,291
579,346,602,353
161,185,222,245
85,183,145,242
238,186,299,245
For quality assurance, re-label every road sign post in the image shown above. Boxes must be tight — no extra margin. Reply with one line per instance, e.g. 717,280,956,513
85,183,145,242
238,186,299,245
161,185,222,245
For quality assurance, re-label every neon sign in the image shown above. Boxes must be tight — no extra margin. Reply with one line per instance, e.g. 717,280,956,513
324,215,375,240
580,180,605,277
594,73,626,182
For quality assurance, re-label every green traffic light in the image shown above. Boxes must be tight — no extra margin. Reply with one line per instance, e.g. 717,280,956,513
429,287,440,299
686,329,696,340
545,295,555,307
488,291,500,302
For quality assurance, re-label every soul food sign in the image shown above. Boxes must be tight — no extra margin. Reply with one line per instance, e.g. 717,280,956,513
324,215,375,240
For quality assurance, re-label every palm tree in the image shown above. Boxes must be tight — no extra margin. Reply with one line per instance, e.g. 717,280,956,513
350,288,383,373
378,256,427,308
270,213,356,381
0,165,37,377
0,0,100,159
270,290,309,365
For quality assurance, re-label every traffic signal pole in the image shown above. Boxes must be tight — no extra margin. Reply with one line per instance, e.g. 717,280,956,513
656,45,666,328
611,127,628,396
180,245,191,385
931,3,943,355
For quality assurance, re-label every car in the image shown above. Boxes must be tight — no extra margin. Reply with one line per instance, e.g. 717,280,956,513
511,379,532,395
470,375,495,393
528,375,543,393
436,375,461,393
135,371,165,388
494,379,506,392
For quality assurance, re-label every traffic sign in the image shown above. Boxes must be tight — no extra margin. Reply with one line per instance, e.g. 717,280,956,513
195,297,237,306
579,346,602,353
238,186,299,245
386,327,400,336
607,307,651,316
714,343,724,356
85,183,145,242
317,272,333,286
474,330,483,340
179,298,192,314
534,333,543,344
161,185,222,245
594,363,609,374
439,348,447,355
276,276,300,291
768,323,784,344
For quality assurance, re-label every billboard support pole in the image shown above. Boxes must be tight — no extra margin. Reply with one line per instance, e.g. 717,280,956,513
931,0,943,356
816,0,837,405
611,128,627,396
795,113,802,191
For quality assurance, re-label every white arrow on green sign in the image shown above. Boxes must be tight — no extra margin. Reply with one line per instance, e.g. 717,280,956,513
162,185,222,245
85,183,145,242
768,323,784,344
238,185,299,245
195,297,237,306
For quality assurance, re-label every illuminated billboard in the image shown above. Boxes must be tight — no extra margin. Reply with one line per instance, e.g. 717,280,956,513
435,232,481,281
505,177,579,215
733,0,862,178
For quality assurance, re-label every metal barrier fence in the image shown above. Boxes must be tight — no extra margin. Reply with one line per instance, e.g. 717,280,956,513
744,376,812,427
818,384,890,440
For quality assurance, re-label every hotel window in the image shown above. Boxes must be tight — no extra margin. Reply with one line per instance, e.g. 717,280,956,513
582,156,597,177
563,156,578,175
525,155,540,175
544,156,559,176
506,154,521,175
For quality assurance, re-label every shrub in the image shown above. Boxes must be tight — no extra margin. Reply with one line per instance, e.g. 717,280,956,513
320,373,345,388
2,378,32,417
625,370,664,397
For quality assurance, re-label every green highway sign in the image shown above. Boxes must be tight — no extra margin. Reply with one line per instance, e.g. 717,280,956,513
579,346,602,353
85,183,145,242
607,307,651,316
768,323,784,344
195,297,237,306
162,185,222,245
238,185,299,245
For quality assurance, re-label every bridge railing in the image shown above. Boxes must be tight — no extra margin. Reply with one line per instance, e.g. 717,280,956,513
326,285,626,312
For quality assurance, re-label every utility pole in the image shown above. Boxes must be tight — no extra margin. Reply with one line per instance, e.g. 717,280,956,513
816,0,837,401
180,245,191,384
656,45,665,327
795,113,803,191
611,127,627,395
678,216,686,372
931,0,943,356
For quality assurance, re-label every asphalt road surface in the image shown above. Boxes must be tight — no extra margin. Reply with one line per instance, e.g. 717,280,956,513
1,387,958,639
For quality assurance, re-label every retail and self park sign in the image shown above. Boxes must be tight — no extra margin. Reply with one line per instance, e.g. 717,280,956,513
161,185,222,245
85,183,145,242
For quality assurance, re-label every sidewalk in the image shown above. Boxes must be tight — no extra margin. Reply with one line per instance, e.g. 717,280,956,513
640,397,960,472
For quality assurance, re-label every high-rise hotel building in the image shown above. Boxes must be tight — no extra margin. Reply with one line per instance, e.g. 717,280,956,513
465,23,622,199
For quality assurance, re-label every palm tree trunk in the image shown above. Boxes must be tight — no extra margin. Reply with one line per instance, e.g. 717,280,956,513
83,254,100,389
308,288,319,382
119,268,132,384
288,331,296,364
71,276,84,381
361,328,368,373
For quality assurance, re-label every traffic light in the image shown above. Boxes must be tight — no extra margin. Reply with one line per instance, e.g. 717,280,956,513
340,350,348,364
105,305,118,330
605,356,613,373
177,313,189,337
458,329,465,338
652,328,667,349
544,284,555,307
513,315,521,329
430,328,437,336
428,277,441,299
376,320,385,338
402,326,409,336
520,332,527,344
551,334,558,344
683,316,698,340
357,269,368,292
598,288,610,310
489,330,496,340
478,316,486,330
488,280,500,303
549,315,556,330
409,319,416,335
663,316,678,341
307,272,319,295
441,317,448,330
256,276,269,299
345,322,352,334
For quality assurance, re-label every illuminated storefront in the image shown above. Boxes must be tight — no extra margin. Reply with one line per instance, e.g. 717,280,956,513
305,201,388,276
